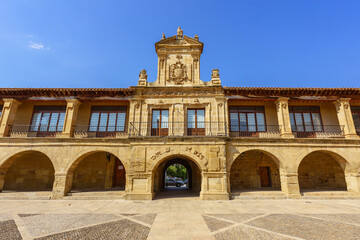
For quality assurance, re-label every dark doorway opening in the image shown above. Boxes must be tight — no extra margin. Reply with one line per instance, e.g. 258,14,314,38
153,157,201,199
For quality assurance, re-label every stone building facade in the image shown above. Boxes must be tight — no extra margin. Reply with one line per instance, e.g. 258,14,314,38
0,28,360,200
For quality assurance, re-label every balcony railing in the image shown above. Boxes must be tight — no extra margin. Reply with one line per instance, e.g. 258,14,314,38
73,125,128,138
9,125,63,137
229,125,281,138
291,125,344,138
129,122,227,137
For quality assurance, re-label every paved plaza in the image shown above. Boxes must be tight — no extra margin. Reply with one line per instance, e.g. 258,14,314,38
0,198,360,239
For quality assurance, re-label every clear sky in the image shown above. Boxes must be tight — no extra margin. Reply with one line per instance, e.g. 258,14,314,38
0,0,359,88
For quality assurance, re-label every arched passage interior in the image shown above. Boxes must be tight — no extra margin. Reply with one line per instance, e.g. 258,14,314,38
153,157,201,198
0,151,55,191
298,151,347,191
67,151,126,193
230,150,281,192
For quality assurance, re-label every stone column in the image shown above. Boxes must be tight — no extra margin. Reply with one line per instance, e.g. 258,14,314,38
62,99,81,138
0,98,21,137
280,171,301,198
334,98,359,139
0,172,5,192
345,173,360,195
51,173,70,199
104,156,115,189
275,98,294,138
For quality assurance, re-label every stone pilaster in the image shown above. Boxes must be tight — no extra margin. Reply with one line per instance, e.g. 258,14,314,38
345,173,360,195
275,98,294,138
280,172,301,198
62,99,81,138
334,98,359,139
51,173,70,199
0,98,21,137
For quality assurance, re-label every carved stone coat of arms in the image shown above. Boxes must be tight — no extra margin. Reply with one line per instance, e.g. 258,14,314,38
170,61,188,85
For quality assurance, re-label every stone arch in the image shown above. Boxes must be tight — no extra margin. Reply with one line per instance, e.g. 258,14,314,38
0,150,55,191
152,154,202,197
297,150,348,191
65,150,127,194
229,147,284,172
230,149,281,191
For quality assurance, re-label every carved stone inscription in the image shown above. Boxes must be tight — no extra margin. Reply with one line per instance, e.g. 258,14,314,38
150,147,171,160
185,147,205,160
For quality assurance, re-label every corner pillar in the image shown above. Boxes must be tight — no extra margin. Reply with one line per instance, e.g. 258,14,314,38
280,172,301,198
334,98,359,139
275,98,294,138
124,173,153,200
51,173,72,199
200,171,229,200
345,173,360,195
62,99,81,138
0,98,21,137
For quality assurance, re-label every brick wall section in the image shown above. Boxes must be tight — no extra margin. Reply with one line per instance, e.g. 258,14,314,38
298,152,346,190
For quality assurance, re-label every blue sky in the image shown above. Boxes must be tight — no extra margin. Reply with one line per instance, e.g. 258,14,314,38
0,0,359,88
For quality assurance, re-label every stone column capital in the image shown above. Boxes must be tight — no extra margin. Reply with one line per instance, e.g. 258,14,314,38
65,98,81,108
1,98,21,108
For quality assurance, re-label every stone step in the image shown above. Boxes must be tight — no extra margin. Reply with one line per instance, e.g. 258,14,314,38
0,191,52,200
301,191,360,199
231,191,286,199
65,191,125,200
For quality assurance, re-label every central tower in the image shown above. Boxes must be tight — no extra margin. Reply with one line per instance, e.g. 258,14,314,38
137,27,221,87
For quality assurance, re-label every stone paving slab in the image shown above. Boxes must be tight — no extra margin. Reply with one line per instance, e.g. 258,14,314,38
21,214,122,237
0,219,22,240
35,219,150,240
247,214,360,240
202,215,234,232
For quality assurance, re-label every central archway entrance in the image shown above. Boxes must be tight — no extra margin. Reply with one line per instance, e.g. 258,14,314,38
153,157,201,199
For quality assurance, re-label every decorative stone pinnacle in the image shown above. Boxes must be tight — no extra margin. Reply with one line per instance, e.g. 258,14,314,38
162,32,165,40
194,34,199,41
139,69,147,80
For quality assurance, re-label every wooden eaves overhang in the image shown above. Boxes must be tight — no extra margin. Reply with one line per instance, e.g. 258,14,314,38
224,87,360,101
0,88,135,100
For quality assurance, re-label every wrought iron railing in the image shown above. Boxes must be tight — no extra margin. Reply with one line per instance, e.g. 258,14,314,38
9,125,63,137
73,125,127,138
129,122,227,137
291,125,344,138
229,125,281,138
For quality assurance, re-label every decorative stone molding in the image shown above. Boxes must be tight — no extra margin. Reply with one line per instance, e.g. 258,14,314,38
0,98,21,137
275,98,294,138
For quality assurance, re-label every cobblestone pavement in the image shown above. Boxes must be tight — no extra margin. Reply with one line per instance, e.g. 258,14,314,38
0,199,360,239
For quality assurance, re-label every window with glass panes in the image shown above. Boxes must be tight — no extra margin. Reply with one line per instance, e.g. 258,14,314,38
187,109,205,135
30,106,66,132
351,106,360,134
89,106,127,133
152,110,169,129
229,106,266,132
289,106,323,132
151,109,169,136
